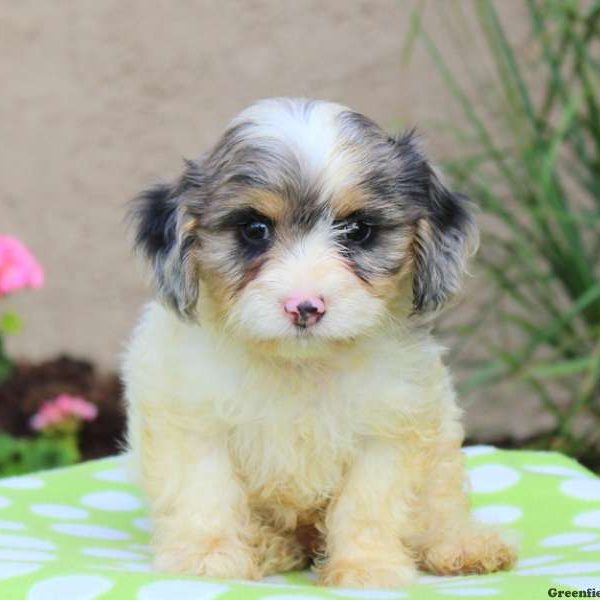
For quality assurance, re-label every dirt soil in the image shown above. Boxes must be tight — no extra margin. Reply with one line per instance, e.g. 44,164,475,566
0,355,125,460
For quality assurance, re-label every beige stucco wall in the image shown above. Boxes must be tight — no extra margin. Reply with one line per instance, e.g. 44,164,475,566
1,2,525,401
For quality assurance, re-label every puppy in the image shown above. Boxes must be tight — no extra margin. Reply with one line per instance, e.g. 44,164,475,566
123,97,516,588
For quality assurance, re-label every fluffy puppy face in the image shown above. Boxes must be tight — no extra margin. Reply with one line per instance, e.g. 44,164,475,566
132,98,478,353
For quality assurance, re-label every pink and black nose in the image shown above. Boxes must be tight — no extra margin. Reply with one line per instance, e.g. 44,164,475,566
284,295,326,328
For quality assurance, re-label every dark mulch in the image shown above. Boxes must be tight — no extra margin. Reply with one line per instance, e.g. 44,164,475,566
0,355,125,460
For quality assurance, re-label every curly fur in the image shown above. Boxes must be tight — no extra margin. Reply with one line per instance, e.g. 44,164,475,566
123,97,514,588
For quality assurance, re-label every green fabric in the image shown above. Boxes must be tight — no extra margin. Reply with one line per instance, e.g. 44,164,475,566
0,447,598,599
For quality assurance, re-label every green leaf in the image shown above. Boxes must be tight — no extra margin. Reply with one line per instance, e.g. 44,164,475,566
411,1,600,452
0,311,23,335
400,0,426,65
528,356,594,379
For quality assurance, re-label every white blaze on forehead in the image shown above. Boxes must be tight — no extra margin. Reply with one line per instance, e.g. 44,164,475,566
230,98,356,190
276,223,338,288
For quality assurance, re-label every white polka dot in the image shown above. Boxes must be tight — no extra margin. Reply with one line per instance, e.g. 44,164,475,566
0,549,54,562
523,464,588,478
260,594,326,600
260,575,293,585
233,579,300,589
332,590,407,598
133,517,151,532
260,596,326,600
554,576,600,589
573,509,600,529
437,577,504,588
540,532,598,547
28,574,114,600
0,519,25,531
581,543,600,552
0,476,43,489
82,547,146,561
439,589,500,597
120,561,152,572
81,491,142,512
31,503,89,520
518,554,562,567
468,465,521,493
138,580,230,600
462,445,497,456
0,496,11,509
93,468,130,484
473,504,523,524
0,534,55,550
52,523,130,540
518,561,600,575
419,575,450,583
0,561,40,580
561,478,600,501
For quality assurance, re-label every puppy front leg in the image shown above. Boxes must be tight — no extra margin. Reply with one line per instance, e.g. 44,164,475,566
319,438,417,588
138,416,259,579
413,440,516,575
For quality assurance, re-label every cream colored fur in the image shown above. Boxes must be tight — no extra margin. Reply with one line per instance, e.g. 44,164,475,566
123,97,515,588
123,299,515,587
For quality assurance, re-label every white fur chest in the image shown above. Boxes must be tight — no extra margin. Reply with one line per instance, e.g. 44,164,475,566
190,346,364,508
127,303,453,512
227,390,359,509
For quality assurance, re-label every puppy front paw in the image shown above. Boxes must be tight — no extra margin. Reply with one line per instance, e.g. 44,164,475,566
318,556,417,588
421,526,516,576
154,537,259,580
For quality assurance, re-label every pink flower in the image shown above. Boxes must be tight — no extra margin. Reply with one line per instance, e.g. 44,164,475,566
30,394,98,433
0,235,44,296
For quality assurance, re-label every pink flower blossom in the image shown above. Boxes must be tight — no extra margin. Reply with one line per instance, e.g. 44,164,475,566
0,235,44,296
30,394,98,433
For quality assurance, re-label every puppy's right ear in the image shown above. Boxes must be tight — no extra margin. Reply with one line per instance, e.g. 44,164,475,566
130,179,199,317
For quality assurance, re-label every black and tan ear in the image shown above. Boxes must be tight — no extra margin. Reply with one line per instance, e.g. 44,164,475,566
396,134,479,313
411,170,478,313
129,178,199,317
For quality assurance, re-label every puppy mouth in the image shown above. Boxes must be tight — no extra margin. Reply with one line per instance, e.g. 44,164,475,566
291,320,326,340
293,324,320,337
293,312,324,330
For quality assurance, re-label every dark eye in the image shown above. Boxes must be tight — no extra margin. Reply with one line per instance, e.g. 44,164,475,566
340,220,372,245
240,220,271,245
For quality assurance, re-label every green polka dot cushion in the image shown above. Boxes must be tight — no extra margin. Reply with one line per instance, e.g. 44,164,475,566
0,447,599,599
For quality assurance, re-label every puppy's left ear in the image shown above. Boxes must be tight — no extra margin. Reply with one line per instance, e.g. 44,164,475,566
399,136,479,313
